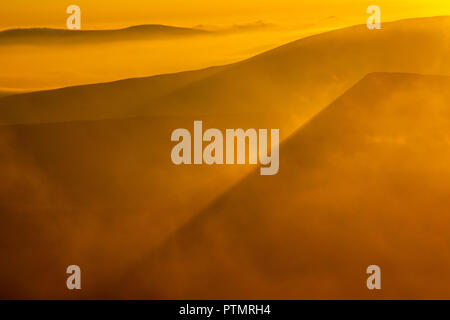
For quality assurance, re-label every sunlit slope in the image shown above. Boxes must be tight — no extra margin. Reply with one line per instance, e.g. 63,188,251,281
2,16,450,126
153,16,450,119
126,73,450,299
0,25,208,46
0,112,295,299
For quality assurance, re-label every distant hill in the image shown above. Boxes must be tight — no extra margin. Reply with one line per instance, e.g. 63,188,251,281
124,72,450,299
0,24,209,45
2,16,450,127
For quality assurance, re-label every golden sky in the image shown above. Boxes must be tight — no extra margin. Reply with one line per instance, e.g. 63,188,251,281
1,0,450,30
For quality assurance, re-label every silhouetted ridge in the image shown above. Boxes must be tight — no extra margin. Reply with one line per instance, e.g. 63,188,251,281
0,24,208,45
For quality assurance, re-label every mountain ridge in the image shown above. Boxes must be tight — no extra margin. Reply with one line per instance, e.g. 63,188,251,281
3,16,450,127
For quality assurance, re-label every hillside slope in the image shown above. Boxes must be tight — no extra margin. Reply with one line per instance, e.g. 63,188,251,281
124,73,450,299
0,111,296,299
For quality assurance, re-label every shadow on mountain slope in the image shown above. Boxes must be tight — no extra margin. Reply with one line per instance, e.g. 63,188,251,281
123,73,450,299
